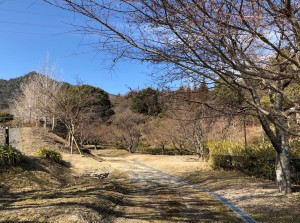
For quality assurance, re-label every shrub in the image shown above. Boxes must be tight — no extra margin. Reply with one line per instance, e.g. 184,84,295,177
37,147,62,164
130,88,162,116
136,140,151,151
208,138,300,182
0,113,14,123
0,145,23,166
114,141,127,150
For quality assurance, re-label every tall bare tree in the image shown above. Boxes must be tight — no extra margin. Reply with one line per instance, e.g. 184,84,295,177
112,108,145,153
11,61,62,127
46,0,300,193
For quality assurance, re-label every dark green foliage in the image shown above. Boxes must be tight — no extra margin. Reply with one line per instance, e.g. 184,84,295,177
60,85,114,122
291,159,300,184
211,154,276,180
209,139,300,183
130,87,162,116
37,147,62,164
0,113,14,122
136,147,193,155
213,81,242,108
114,141,127,149
0,145,23,166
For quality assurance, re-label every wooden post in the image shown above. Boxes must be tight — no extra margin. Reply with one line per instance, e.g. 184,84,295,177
243,115,247,150
5,127,9,146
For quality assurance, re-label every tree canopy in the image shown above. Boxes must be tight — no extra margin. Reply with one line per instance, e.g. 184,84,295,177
130,87,162,116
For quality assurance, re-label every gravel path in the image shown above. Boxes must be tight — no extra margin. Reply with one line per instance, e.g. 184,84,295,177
103,157,255,223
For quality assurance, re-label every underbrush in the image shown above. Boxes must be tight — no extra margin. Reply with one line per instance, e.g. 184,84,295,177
0,145,23,166
37,147,62,164
114,140,194,155
207,138,300,183
136,146,193,155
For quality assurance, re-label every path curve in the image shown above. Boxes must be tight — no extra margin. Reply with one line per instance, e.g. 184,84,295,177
102,157,257,223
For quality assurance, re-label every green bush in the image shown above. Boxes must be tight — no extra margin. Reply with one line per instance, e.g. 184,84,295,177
114,141,127,150
207,138,276,158
208,139,276,180
0,145,23,166
37,147,62,164
0,113,14,123
136,140,151,151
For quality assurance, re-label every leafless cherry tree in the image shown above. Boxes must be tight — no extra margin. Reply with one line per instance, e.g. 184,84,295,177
11,61,62,128
112,109,145,153
46,0,300,193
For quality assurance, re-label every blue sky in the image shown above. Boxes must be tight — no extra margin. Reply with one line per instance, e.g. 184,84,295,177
0,0,153,94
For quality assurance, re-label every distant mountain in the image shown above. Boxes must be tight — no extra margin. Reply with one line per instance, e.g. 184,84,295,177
0,72,38,110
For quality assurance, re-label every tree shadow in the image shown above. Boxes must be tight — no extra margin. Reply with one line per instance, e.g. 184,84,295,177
0,169,245,223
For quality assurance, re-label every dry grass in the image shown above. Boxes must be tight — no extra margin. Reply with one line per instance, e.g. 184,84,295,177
0,157,125,223
179,171,300,223
4,128,300,223
93,148,130,157
127,154,300,223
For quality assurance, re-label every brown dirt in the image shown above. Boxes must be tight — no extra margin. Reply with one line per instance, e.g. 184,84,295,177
1,127,299,222
119,153,300,223
19,127,63,155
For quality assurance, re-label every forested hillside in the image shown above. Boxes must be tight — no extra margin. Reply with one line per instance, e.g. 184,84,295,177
0,72,37,110
4,71,300,191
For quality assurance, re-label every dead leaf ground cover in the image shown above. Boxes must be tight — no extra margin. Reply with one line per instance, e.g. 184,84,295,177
0,157,126,223
2,128,300,223
123,153,300,223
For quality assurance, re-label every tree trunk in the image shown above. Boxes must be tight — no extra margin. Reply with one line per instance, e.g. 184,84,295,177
44,116,47,128
296,113,300,125
127,144,133,153
196,146,201,159
52,117,55,130
161,143,165,155
275,132,291,194
70,135,73,155
256,89,292,193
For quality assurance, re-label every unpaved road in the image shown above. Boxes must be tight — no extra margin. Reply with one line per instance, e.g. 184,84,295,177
7,128,256,223
99,157,255,223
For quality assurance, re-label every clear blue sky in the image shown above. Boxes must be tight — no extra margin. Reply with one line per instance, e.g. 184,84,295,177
0,0,153,94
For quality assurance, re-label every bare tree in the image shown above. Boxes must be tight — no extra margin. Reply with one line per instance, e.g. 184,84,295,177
51,85,114,154
112,108,145,153
46,0,300,193
11,61,62,127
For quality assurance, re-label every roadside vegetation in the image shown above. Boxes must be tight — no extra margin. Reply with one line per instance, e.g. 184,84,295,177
37,147,62,164
0,145,23,166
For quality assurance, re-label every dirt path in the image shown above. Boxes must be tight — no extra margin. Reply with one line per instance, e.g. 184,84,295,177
6,128,257,222
100,157,255,223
